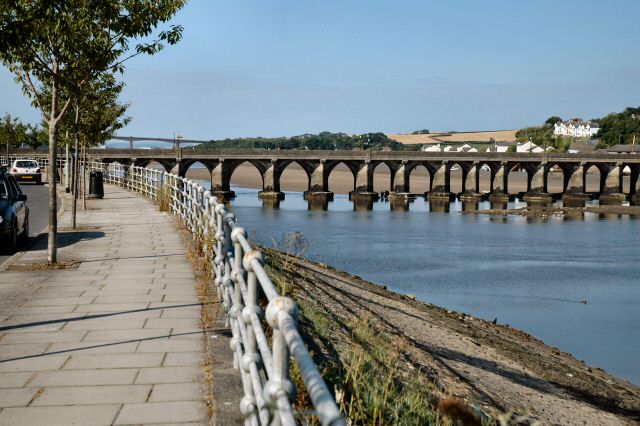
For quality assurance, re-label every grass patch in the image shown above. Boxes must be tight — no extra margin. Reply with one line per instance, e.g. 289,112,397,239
156,184,171,212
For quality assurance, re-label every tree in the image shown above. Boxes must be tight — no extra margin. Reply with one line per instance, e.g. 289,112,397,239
595,107,640,147
0,1,184,264
0,114,26,158
41,72,130,227
545,116,562,126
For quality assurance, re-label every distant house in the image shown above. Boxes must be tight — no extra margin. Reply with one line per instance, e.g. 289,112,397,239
485,142,511,153
421,144,441,152
516,141,544,153
457,144,478,153
554,119,600,138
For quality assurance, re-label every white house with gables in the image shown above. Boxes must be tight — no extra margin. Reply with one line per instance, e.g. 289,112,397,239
554,119,600,138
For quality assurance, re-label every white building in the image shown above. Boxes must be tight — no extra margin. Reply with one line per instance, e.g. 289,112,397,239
443,145,455,152
516,141,545,153
553,119,600,138
421,144,441,152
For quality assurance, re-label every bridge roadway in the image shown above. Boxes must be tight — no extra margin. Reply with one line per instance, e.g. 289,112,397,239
10,148,640,204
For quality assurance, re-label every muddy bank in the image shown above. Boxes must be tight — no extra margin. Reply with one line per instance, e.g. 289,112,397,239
467,205,640,217
263,248,640,425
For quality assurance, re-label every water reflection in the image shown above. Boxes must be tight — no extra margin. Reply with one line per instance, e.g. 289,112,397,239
307,198,329,211
262,198,281,209
353,199,374,211
429,200,450,213
490,201,508,210
390,198,411,211
461,200,480,212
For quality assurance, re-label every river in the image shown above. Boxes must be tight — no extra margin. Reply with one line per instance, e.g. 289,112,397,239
203,183,640,385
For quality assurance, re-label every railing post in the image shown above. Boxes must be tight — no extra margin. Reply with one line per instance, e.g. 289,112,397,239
265,297,298,425
242,249,269,425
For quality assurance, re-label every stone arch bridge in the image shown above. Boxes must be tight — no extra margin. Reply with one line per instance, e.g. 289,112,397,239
13,149,640,204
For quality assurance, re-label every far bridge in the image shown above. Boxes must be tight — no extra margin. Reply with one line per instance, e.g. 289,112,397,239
9,148,640,205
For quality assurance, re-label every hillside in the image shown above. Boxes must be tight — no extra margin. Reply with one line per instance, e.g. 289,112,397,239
388,130,517,145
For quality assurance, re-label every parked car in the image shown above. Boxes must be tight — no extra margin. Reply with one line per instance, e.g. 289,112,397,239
10,159,43,184
0,171,29,253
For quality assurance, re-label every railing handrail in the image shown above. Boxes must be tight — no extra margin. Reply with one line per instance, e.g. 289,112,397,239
87,161,345,426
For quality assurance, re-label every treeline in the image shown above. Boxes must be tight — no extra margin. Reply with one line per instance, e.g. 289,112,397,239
0,114,47,150
596,107,640,147
196,131,418,151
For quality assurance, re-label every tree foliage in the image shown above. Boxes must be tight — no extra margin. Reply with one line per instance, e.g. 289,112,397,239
197,131,406,151
0,114,47,150
50,73,131,148
595,107,640,147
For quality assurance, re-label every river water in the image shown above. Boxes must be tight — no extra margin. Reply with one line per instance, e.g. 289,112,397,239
206,183,639,385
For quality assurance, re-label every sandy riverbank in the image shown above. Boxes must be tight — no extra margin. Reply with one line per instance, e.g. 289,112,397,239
186,163,613,194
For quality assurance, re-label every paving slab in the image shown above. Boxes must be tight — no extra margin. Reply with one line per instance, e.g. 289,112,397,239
0,185,211,425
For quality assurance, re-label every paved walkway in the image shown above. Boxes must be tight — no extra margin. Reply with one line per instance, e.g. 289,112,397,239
0,186,209,425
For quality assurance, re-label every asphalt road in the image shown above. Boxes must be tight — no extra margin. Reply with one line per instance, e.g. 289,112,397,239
0,182,52,267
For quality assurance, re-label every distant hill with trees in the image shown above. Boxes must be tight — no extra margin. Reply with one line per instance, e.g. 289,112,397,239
595,107,640,147
196,131,418,151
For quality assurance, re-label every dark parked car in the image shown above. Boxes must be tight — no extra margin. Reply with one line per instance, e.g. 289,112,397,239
0,171,29,253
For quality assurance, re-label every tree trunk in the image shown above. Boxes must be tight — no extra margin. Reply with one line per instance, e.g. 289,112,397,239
72,135,78,229
82,143,87,210
72,105,79,229
65,141,70,193
47,66,59,265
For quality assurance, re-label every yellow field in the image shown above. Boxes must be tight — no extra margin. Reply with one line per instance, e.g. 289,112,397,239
388,130,517,145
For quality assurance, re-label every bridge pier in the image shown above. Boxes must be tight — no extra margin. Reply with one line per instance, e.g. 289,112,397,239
524,163,553,203
630,165,640,205
258,160,285,201
563,164,591,202
350,161,379,202
211,161,236,201
389,162,415,200
489,162,512,202
303,160,333,201
459,162,484,201
428,161,455,201
600,163,626,205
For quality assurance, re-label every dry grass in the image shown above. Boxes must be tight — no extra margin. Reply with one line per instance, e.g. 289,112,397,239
7,261,79,271
156,184,171,212
177,221,218,420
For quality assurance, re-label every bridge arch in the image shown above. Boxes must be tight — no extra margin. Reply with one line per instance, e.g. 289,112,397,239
584,163,606,194
183,161,215,184
326,161,358,194
227,160,266,191
408,163,432,193
544,161,572,194
448,161,466,194
278,160,311,192
371,161,393,193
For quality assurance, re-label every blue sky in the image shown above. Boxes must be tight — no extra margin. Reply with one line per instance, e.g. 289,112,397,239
1,0,639,139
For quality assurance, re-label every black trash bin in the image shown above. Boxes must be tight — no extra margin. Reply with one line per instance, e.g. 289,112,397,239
88,171,104,199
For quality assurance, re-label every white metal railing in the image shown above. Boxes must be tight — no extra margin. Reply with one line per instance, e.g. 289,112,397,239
88,162,345,426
